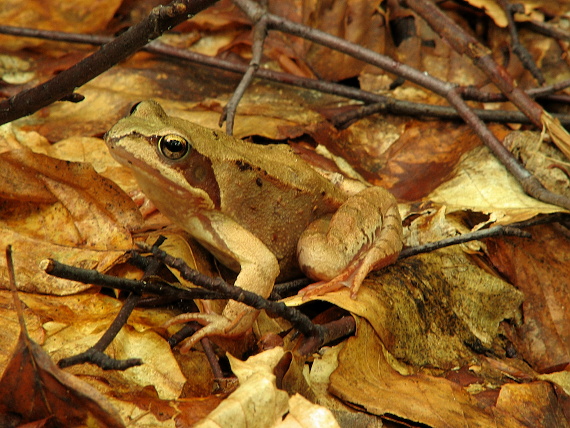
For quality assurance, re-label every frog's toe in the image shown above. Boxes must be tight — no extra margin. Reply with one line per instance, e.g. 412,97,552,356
162,313,234,353
299,272,354,299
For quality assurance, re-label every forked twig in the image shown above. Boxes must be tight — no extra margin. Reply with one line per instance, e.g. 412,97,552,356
4,25,570,127
227,0,570,210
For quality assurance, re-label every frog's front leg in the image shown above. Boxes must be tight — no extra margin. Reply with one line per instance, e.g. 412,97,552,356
297,186,402,298
164,214,279,353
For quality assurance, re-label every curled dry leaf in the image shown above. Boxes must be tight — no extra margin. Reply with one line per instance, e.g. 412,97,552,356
195,347,289,427
0,329,125,427
427,145,565,225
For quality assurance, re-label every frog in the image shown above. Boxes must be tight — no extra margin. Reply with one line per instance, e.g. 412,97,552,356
105,100,403,352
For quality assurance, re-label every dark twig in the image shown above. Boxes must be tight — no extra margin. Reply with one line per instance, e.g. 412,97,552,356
137,242,326,341
200,337,224,379
398,224,531,260
58,293,144,370
523,20,570,43
41,258,223,300
220,8,269,134
0,0,218,125
58,246,169,370
497,0,545,85
297,316,356,356
2,25,570,127
230,0,570,210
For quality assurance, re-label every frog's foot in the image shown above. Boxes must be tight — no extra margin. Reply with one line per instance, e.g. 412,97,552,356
162,312,246,354
299,269,356,299
300,248,400,299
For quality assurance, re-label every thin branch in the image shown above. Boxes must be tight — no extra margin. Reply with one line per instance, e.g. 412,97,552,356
0,0,218,125
398,225,531,260
2,25,570,127
497,0,544,85
220,10,269,134
137,242,326,341
523,19,570,43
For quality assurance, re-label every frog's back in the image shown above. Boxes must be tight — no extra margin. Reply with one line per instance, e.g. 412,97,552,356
182,121,344,276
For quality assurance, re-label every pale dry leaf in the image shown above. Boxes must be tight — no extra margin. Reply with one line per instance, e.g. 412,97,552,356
541,111,570,161
278,394,339,428
505,130,570,198
0,53,35,84
427,145,565,224
538,371,570,396
0,122,51,154
463,0,508,27
110,325,186,400
303,344,371,424
195,347,290,428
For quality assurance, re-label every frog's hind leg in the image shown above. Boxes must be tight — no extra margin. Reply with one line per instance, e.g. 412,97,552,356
297,187,402,298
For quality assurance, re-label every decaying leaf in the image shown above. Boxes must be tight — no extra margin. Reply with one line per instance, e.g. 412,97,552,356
0,329,125,427
328,320,557,428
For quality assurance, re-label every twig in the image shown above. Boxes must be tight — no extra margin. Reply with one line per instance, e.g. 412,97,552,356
523,20,570,42
58,246,170,370
497,0,544,85
0,0,218,125
220,7,269,134
2,24,570,127
137,242,326,341
41,257,222,300
58,293,144,370
398,225,531,260
231,0,570,210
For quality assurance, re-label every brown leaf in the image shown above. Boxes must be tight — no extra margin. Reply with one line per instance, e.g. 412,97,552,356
487,224,570,372
301,0,388,81
0,328,124,427
329,320,538,428
0,149,142,294
0,0,123,50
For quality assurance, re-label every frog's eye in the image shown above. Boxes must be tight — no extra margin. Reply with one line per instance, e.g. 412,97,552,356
158,134,191,160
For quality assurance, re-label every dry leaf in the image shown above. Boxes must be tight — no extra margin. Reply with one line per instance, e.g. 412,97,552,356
331,320,529,428
487,224,570,372
195,347,290,427
463,0,508,27
287,244,522,368
0,329,125,427
279,394,339,428
0,0,123,50
428,145,564,224
0,149,142,294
